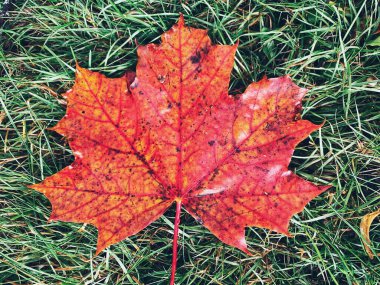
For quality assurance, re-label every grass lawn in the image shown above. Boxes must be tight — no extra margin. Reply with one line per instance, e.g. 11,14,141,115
1,0,379,284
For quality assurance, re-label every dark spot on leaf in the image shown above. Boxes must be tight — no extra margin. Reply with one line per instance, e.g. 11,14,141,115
157,75,165,83
134,151,147,164
190,51,201,64
201,45,210,55
264,122,275,131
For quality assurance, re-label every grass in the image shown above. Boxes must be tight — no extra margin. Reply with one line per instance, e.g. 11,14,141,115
0,0,379,284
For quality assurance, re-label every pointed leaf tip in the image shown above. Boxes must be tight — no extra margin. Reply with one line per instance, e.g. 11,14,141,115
237,236,251,255
177,13,185,27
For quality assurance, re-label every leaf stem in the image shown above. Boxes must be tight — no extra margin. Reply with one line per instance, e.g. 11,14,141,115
170,200,182,285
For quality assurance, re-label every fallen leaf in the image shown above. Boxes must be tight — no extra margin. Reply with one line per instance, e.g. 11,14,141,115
29,15,329,282
360,208,380,259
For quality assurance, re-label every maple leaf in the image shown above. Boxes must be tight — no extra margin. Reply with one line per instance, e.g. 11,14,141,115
29,15,329,283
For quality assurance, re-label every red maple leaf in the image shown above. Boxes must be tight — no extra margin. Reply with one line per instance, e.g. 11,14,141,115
29,15,329,283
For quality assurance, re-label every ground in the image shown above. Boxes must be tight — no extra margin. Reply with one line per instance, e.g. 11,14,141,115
0,0,379,284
